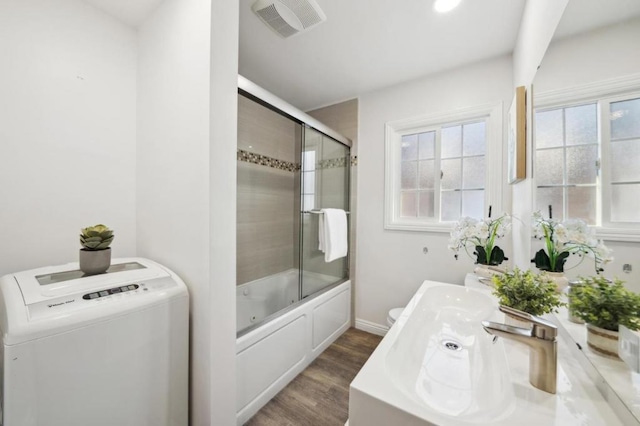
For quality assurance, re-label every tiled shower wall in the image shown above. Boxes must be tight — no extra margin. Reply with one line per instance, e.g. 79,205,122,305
307,99,358,322
237,95,299,285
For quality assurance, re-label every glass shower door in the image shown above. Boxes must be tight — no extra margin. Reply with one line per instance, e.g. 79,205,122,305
300,126,350,298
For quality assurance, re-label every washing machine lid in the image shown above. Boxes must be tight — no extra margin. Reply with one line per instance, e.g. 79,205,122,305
13,257,169,306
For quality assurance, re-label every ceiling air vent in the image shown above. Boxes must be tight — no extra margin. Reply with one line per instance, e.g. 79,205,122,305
252,0,327,38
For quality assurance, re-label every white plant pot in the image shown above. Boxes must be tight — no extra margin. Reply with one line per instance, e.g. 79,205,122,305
474,264,504,279
545,271,569,293
586,323,619,358
79,248,111,275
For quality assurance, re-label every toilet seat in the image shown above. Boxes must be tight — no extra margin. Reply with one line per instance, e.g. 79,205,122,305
387,307,405,328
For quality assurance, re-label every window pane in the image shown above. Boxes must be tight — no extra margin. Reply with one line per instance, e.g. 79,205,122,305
401,134,418,161
535,109,563,149
401,161,417,189
441,191,461,222
567,186,596,225
302,151,316,171
400,191,417,217
567,145,597,184
418,190,434,218
536,148,563,185
462,157,485,189
611,184,640,222
302,194,315,211
302,171,315,194
441,125,462,158
463,122,486,156
611,98,640,140
566,104,597,146
611,139,640,183
536,187,563,221
418,132,435,160
441,158,461,190
462,190,484,219
419,160,435,189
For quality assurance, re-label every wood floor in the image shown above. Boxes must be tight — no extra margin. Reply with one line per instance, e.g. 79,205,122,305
245,328,383,426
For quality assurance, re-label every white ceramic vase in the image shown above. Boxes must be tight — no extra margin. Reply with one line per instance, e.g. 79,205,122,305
474,264,505,279
586,323,619,358
545,271,569,293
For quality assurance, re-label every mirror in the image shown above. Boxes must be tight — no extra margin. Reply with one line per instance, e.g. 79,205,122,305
533,0,640,422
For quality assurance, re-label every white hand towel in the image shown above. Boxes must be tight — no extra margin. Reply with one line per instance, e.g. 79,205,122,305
319,208,348,262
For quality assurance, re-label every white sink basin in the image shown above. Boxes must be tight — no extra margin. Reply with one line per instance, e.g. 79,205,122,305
385,285,514,421
349,280,626,426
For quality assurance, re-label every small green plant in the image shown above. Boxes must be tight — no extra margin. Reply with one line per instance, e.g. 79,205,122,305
80,224,114,250
568,276,640,332
491,268,564,316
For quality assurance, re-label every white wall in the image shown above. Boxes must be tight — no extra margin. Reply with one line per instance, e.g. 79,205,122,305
510,0,568,269
137,0,238,424
356,56,513,329
209,0,239,423
0,0,137,276
532,18,640,289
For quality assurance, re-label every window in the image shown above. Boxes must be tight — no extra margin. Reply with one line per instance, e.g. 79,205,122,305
534,103,599,224
534,76,640,240
301,150,316,211
385,104,502,232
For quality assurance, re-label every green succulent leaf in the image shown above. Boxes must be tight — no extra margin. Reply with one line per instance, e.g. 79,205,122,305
489,246,506,265
80,224,115,250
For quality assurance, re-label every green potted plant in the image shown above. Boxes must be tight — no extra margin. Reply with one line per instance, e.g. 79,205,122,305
491,268,564,327
79,224,114,275
569,276,640,358
449,206,511,277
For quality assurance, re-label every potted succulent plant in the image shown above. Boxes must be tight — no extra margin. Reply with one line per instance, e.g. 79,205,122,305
568,276,640,358
79,224,114,275
491,268,564,327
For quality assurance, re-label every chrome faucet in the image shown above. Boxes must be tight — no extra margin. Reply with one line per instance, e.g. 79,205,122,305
482,305,558,394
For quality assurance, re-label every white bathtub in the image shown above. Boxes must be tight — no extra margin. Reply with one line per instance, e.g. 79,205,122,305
236,270,351,425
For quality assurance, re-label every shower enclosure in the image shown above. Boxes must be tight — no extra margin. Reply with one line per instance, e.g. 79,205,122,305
236,78,351,335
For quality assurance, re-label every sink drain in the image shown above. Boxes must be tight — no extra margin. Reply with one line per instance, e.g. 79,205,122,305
441,339,462,351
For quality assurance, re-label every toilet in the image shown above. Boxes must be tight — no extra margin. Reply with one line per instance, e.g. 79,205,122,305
387,307,405,328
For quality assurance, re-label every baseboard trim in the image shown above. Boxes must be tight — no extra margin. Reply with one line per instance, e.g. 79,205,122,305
355,318,388,336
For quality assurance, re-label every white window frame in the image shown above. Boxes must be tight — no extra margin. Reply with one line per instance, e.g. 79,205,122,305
534,73,640,242
384,103,503,232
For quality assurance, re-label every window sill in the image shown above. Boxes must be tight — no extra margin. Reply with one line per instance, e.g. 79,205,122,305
384,220,454,233
596,227,640,243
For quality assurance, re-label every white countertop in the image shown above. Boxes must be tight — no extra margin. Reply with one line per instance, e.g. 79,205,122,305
466,272,640,425
349,276,627,425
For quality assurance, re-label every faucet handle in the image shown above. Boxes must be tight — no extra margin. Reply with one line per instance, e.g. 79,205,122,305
499,305,557,340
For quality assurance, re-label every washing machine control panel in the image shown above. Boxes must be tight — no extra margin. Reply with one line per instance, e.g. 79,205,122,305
27,277,179,321
82,284,140,299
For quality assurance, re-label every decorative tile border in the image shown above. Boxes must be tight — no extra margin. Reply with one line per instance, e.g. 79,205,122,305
237,150,358,171
237,149,300,172
317,157,348,169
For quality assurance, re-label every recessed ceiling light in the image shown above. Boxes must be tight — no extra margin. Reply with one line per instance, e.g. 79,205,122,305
434,0,461,13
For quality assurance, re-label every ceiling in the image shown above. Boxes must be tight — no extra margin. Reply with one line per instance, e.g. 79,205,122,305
240,0,526,110
553,0,640,40
83,0,164,27
79,0,640,112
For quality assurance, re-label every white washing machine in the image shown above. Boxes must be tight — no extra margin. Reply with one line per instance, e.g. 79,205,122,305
0,257,189,426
